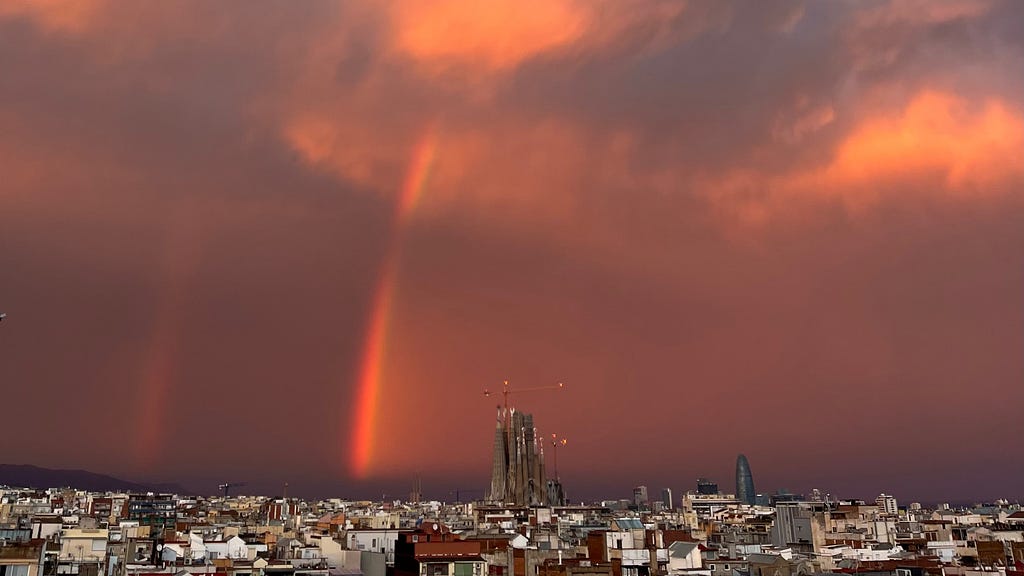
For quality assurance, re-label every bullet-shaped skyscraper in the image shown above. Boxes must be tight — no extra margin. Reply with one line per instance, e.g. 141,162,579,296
735,454,756,505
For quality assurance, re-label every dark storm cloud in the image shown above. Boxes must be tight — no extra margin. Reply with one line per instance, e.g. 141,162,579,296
0,0,1022,501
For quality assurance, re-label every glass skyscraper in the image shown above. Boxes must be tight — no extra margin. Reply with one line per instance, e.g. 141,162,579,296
735,454,756,505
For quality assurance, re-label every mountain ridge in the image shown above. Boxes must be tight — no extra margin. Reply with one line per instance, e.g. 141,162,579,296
0,463,190,494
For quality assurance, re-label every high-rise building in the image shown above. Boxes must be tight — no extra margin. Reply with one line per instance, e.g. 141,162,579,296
875,493,898,515
488,407,547,505
127,493,176,531
661,488,674,510
633,485,649,508
735,454,756,506
696,478,719,495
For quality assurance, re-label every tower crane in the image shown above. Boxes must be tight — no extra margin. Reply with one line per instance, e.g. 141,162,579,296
550,434,568,481
219,482,246,497
448,488,483,504
484,379,564,416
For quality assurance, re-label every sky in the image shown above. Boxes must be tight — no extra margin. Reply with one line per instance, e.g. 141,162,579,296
1,0,1022,504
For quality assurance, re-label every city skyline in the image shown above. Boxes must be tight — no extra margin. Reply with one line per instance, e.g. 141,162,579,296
0,448,1008,508
1,1,1023,503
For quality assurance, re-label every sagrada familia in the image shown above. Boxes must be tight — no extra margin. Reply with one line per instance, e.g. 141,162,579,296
488,407,565,506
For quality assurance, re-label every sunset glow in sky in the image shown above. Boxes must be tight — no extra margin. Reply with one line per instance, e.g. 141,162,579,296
1,0,1022,501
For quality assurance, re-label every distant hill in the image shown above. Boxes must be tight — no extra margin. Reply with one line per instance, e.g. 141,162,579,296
0,464,189,494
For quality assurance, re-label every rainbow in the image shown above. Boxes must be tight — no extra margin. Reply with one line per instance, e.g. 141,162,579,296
135,212,203,468
349,124,439,478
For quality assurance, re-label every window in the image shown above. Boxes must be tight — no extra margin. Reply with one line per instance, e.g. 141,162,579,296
427,563,449,576
455,563,475,576
709,565,716,571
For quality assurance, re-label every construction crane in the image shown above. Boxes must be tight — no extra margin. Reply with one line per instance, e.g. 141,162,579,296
484,379,564,415
448,488,483,504
550,434,568,481
219,482,246,497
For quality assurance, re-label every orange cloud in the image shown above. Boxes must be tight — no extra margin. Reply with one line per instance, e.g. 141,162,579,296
383,0,695,75
285,115,393,190
824,91,1024,196
711,90,1024,224
389,0,588,71
0,0,104,34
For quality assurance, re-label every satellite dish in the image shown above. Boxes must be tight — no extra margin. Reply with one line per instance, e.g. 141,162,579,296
156,545,163,551
432,523,439,531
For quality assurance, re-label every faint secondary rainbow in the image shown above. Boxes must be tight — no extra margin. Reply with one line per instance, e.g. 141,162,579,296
349,124,440,478
135,210,203,468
